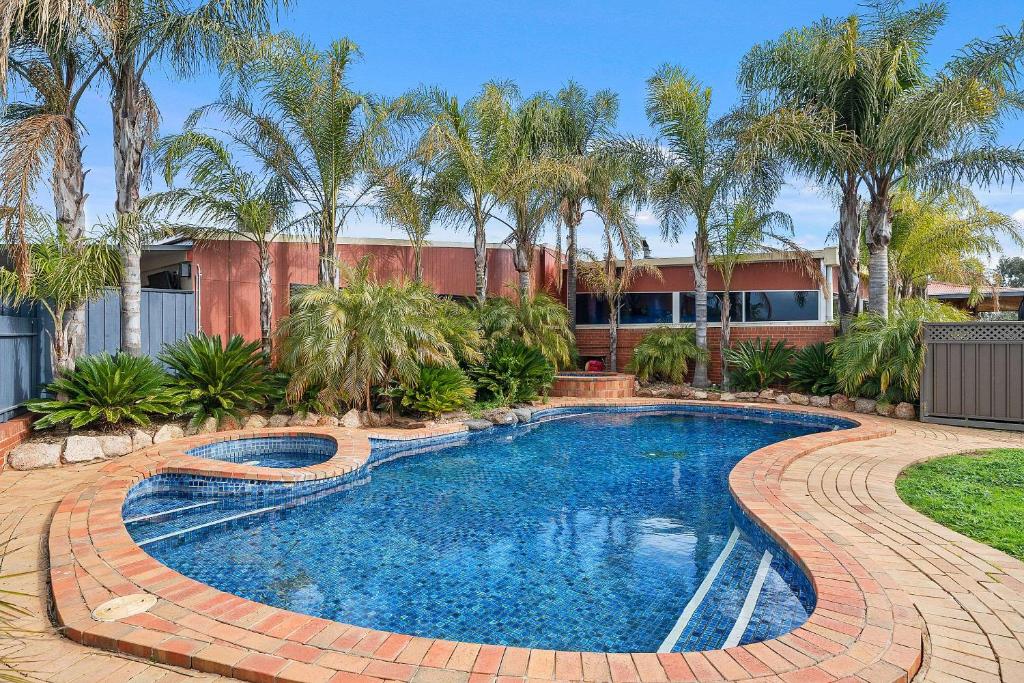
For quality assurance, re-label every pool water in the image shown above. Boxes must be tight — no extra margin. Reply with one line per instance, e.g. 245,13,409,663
126,408,844,652
185,435,336,468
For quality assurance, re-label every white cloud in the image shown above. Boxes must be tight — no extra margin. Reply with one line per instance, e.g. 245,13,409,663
1012,208,1024,225
634,210,659,225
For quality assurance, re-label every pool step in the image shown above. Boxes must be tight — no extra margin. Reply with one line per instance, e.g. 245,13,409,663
661,529,773,652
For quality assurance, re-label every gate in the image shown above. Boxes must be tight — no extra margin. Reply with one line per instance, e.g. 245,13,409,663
0,302,43,423
921,322,1024,430
85,288,196,358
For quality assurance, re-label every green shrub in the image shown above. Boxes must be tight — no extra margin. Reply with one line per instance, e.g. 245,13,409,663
627,327,707,384
471,340,555,405
474,293,575,369
830,299,968,403
789,342,839,396
724,338,794,391
25,353,179,429
160,333,271,429
390,366,476,417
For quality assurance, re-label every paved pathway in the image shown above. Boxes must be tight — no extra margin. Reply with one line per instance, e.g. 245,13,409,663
0,407,1022,682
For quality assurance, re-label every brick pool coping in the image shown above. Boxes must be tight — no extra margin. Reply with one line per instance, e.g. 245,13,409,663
48,399,922,683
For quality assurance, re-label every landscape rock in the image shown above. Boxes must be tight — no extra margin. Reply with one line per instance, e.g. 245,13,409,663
894,402,917,420
854,398,877,414
511,408,533,423
674,386,696,399
243,414,268,430
464,419,493,431
830,394,853,412
484,409,518,426
8,442,62,470
98,435,133,458
62,435,104,464
692,390,708,400
267,414,291,428
153,424,185,444
734,392,758,401
719,392,736,402
187,417,218,435
788,392,810,406
130,428,153,451
317,415,340,428
809,395,831,408
875,402,895,417
758,389,776,400
340,409,362,429
775,394,792,405
705,392,721,401
288,413,320,427
219,416,241,431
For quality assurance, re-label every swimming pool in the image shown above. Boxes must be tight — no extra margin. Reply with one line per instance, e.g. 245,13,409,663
185,435,336,468
123,406,853,653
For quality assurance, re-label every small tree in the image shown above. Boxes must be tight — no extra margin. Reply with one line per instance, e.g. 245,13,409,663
374,163,446,283
0,221,119,374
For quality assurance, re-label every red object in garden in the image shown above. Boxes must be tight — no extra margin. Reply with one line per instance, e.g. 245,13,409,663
584,359,605,373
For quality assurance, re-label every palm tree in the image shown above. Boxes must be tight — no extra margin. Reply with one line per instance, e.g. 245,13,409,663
78,0,283,357
474,292,574,369
276,257,459,413
420,82,518,303
547,82,619,328
0,220,119,375
150,131,293,362
374,162,446,283
625,66,782,387
208,34,416,286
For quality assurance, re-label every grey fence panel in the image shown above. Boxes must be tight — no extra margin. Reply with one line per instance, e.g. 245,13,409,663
922,322,1024,430
0,303,41,422
85,288,196,358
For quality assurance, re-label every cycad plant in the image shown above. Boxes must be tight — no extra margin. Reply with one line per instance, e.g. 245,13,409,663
627,327,706,384
277,258,459,412
390,366,475,418
789,342,839,396
470,339,555,405
25,353,180,429
724,339,794,392
830,298,968,403
160,333,272,429
474,292,574,369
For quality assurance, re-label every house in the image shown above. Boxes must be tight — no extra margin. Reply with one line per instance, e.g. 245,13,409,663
926,281,1024,319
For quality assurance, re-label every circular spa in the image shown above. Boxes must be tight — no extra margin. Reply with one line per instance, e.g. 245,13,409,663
185,434,336,468
122,406,854,653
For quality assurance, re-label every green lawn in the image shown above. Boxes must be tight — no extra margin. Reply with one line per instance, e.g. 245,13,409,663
896,449,1024,561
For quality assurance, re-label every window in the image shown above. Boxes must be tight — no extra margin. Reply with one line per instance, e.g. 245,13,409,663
679,292,744,323
619,293,673,324
575,294,609,325
744,291,819,322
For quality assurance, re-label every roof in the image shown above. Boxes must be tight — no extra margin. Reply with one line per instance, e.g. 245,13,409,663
145,234,529,251
561,246,839,269
927,282,1024,299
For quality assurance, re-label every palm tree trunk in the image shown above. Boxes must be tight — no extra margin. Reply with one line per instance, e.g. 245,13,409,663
565,206,581,331
413,244,423,283
866,190,892,318
608,298,618,373
319,212,336,285
112,61,145,357
720,293,731,390
258,244,273,363
53,127,89,368
474,215,487,303
692,224,710,388
837,175,861,333
513,242,531,297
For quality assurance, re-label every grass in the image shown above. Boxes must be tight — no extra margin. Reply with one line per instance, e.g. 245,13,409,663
896,449,1024,561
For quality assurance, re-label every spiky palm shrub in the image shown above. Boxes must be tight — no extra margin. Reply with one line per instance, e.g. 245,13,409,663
390,366,476,417
789,342,839,396
471,339,555,405
830,299,968,403
724,339,794,392
475,292,575,369
434,297,484,367
627,327,707,384
160,333,271,429
25,353,179,429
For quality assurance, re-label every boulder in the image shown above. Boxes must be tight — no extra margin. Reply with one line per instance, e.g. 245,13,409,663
484,409,518,426
719,392,736,402
809,395,830,408
875,402,895,417
130,429,153,451
830,394,853,412
464,419,493,431
219,416,241,431
894,402,917,420
153,424,185,444
854,398,877,414
8,442,62,470
511,408,533,423
775,394,792,405
340,409,363,429
267,414,291,428
288,413,320,427
788,393,810,406
705,392,721,401
317,415,340,428
62,435,104,464
734,392,758,401
692,391,708,400
187,417,218,435
758,389,776,400
243,414,268,430
673,386,696,399
98,434,133,458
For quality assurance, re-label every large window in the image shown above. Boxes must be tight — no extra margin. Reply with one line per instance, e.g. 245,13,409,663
619,293,673,324
576,294,609,325
744,291,819,322
679,292,743,323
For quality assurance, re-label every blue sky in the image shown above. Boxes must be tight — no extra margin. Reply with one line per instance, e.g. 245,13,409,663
67,0,1024,257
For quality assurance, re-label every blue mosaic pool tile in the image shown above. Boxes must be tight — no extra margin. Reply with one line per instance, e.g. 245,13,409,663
186,435,336,468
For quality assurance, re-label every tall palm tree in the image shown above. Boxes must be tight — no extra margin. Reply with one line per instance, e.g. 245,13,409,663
208,34,415,286
421,82,518,303
625,66,782,387
548,82,619,328
149,131,293,361
374,161,447,283
79,0,284,357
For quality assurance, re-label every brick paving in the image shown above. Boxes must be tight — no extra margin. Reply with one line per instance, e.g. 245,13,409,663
0,400,1021,681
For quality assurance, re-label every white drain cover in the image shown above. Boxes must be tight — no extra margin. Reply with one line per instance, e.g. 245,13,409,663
92,594,158,621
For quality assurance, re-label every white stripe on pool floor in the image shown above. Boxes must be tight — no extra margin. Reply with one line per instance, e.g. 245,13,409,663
657,527,740,653
723,549,774,648
136,505,282,546
123,501,219,524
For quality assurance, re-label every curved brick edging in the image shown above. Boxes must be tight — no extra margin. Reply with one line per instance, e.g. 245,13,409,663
48,400,923,683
